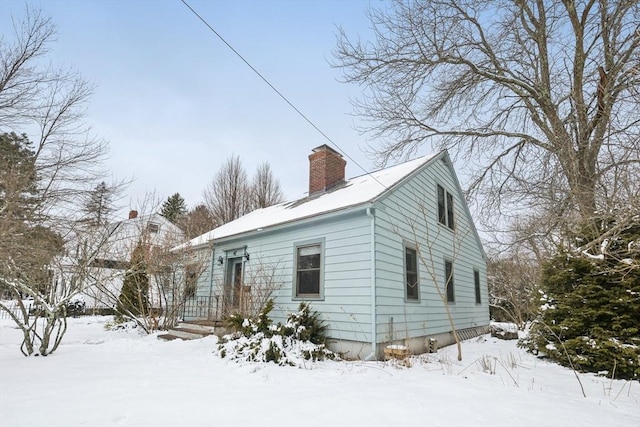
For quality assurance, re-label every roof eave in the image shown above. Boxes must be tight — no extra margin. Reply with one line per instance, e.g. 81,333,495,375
214,202,374,243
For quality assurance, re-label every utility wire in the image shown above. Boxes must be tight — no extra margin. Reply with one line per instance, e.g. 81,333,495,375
180,0,388,189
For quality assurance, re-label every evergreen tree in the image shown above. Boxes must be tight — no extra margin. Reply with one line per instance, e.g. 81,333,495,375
160,193,186,223
116,243,150,318
0,132,61,295
0,8,114,356
82,181,115,226
522,216,640,380
0,132,39,224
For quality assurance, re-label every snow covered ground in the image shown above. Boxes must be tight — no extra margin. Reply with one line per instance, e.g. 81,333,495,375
0,316,637,427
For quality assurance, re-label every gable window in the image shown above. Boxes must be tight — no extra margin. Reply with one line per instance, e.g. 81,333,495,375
437,184,455,230
445,260,455,303
147,222,159,233
474,269,481,304
405,247,419,300
295,243,323,298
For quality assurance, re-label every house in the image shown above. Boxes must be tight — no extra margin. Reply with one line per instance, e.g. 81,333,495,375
181,145,489,359
71,211,185,312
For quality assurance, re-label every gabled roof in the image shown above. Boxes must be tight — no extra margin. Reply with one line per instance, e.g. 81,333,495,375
179,152,440,249
75,213,184,262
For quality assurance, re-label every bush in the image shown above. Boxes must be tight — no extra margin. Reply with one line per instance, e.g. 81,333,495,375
520,218,640,380
65,296,86,317
116,243,149,319
216,300,337,366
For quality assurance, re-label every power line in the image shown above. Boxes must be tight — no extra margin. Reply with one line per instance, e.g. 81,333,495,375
179,0,388,190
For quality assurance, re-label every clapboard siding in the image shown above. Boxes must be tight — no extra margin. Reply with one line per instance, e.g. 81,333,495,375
188,151,487,357
373,155,488,343
198,209,374,342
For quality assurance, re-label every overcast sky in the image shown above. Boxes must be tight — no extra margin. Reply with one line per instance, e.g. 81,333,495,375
2,0,441,217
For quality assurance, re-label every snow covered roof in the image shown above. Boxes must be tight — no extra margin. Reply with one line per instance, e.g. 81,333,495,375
71,213,184,262
177,153,439,249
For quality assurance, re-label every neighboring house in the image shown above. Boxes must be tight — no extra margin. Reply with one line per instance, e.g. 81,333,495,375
69,211,184,311
180,145,489,359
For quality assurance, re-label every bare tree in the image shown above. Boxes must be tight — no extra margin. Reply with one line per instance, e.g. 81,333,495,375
80,193,197,332
334,0,640,238
203,154,251,225
203,156,285,225
0,7,114,356
404,200,468,361
216,256,284,319
251,162,284,209
179,203,217,240
487,253,539,330
151,241,210,329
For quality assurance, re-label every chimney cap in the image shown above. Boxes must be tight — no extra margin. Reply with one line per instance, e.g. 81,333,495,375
312,144,342,156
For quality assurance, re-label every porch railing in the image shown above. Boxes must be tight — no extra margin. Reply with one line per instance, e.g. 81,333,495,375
181,295,220,321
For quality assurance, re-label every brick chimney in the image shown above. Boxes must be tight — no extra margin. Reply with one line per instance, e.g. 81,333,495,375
128,210,138,219
308,145,346,195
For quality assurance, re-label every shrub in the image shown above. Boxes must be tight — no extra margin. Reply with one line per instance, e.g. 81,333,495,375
217,300,337,366
116,243,149,319
520,217,640,380
65,296,86,317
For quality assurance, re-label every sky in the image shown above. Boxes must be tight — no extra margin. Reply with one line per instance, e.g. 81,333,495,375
0,0,418,217
1,316,638,426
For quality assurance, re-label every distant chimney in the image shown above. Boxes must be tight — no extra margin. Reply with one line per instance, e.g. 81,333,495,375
308,145,346,195
128,210,138,219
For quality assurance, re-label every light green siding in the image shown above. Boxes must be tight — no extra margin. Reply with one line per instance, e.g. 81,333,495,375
190,151,488,357
199,210,374,343
373,154,489,344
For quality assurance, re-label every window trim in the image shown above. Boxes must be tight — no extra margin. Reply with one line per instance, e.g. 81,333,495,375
293,238,325,300
474,269,481,304
185,264,198,299
437,184,447,226
446,191,455,230
404,244,420,302
437,184,455,230
445,259,455,303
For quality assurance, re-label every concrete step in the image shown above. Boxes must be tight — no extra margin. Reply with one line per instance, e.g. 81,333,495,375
169,328,212,340
158,321,232,342
176,322,217,334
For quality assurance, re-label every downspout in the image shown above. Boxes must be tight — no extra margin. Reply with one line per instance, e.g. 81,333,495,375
365,207,377,361
207,245,215,320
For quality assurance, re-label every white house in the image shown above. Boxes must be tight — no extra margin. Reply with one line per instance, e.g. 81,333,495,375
71,211,184,311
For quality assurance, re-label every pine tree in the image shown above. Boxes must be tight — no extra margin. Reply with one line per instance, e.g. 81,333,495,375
522,216,640,380
160,193,186,224
0,132,39,224
0,132,60,293
116,243,150,319
82,181,114,226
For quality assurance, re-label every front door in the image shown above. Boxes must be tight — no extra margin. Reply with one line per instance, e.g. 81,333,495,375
224,258,243,315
